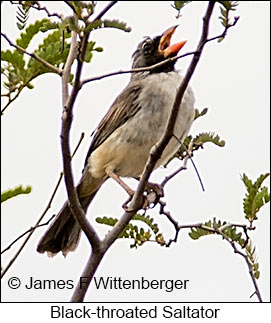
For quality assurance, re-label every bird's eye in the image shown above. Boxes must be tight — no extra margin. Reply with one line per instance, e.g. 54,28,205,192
142,40,152,53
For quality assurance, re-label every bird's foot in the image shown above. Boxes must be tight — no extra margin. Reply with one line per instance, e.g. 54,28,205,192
108,172,163,212
123,181,164,211
144,182,164,208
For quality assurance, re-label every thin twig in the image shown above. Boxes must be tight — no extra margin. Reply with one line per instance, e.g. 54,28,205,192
93,1,118,21
81,51,197,87
1,214,56,255
172,135,205,191
10,1,63,19
216,232,262,302
161,140,193,187
1,84,26,115
159,211,263,302
1,33,62,75
1,74,38,115
206,16,240,43
1,132,85,279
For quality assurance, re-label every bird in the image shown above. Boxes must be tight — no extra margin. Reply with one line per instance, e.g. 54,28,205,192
37,26,195,257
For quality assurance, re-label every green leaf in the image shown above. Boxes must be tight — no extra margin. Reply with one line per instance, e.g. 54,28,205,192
222,225,245,246
194,107,208,121
2,20,73,105
132,214,160,234
172,1,191,10
241,173,270,223
189,220,214,240
218,1,239,31
94,47,103,52
96,214,164,248
245,240,260,279
39,21,60,33
85,19,131,33
84,41,97,63
1,185,32,203
218,1,239,11
103,19,132,32
189,219,246,248
69,1,95,19
16,2,31,30
193,132,226,147
16,19,51,49
27,29,71,75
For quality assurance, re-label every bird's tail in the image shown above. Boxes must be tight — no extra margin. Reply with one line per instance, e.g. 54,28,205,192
37,192,98,257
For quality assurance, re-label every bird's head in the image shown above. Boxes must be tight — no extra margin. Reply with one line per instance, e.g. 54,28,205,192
132,26,186,73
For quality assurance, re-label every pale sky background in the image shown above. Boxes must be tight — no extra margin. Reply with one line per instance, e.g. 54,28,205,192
1,0,270,307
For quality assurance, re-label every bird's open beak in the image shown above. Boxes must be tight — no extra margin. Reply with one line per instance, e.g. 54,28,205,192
158,25,186,58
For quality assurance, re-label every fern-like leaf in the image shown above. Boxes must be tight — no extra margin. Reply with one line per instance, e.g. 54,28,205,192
194,107,208,121
16,3,31,30
217,1,239,40
245,239,260,279
242,173,270,223
193,132,226,147
96,214,165,248
189,219,246,249
86,19,131,33
189,220,215,240
171,1,191,18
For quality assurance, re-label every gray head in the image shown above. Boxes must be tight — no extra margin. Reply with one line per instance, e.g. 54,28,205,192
132,26,186,76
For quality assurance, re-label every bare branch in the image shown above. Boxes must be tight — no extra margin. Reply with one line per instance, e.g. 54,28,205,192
1,83,25,115
215,230,262,302
1,74,39,115
1,132,85,278
93,1,118,21
1,33,62,75
70,1,217,303
81,51,197,87
59,2,120,255
62,16,78,106
206,16,240,43
158,211,263,302
1,214,56,255
79,12,239,87
161,140,193,187
59,3,119,303
61,32,102,249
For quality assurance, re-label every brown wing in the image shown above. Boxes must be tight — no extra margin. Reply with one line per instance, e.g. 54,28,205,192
84,82,142,166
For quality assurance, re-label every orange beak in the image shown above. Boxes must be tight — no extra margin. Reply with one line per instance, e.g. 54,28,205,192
158,25,187,58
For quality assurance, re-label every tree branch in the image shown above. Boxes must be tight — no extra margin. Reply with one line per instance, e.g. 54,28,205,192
60,20,101,250
158,207,262,302
161,140,193,188
1,33,62,75
70,1,217,302
93,1,118,21
0,132,85,279
59,0,119,263
57,2,119,302
80,51,197,87
1,214,56,255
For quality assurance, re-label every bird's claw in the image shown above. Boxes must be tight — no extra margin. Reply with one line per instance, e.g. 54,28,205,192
145,182,164,208
121,182,164,212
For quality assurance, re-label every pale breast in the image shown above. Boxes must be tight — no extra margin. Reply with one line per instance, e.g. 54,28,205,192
89,72,195,179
